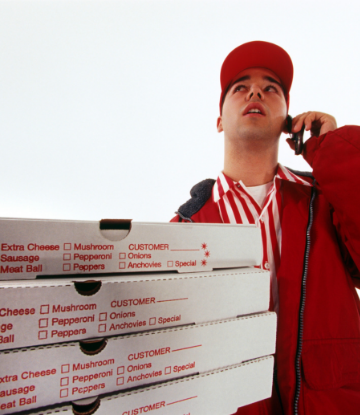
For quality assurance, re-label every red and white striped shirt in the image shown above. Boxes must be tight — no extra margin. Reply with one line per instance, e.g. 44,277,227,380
213,164,311,312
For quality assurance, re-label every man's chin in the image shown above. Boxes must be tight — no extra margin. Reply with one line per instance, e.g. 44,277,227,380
237,126,269,141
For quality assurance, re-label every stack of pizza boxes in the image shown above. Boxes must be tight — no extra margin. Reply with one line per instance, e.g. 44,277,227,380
0,218,276,415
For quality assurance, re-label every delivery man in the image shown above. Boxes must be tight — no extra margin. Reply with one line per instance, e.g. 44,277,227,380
171,41,360,414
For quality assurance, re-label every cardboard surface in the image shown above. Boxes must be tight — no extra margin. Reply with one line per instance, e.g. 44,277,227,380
0,267,269,350
26,357,274,415
0,218,261,280
0,313,276,413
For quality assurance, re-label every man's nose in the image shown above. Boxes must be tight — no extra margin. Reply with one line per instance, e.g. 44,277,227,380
247,86,263,101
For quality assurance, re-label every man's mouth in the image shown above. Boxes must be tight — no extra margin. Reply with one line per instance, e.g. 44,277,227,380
243,103,265,116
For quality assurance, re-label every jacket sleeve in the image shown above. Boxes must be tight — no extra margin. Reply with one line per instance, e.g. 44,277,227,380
170,215,181,222
303,125,360,286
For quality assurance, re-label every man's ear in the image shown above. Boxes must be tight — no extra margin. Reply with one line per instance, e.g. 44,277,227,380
217,116,223,133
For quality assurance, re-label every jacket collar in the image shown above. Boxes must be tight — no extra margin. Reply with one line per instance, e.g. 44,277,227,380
213,163,312,203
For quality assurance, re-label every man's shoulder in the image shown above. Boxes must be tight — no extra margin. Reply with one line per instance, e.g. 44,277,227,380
171,168,314,223
286,167,314,181
175,179,215,222
171,179,223,223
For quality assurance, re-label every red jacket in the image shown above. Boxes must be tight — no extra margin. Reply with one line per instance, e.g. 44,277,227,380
171,126,360,415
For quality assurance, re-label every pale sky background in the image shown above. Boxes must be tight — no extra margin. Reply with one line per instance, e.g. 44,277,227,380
0,0,359,222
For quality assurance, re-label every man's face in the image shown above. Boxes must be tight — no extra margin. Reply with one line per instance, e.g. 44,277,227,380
217,67,287,144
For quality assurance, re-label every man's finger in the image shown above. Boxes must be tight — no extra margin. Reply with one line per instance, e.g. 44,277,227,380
286,138,296,150
292,114,307,132
304,113,317,131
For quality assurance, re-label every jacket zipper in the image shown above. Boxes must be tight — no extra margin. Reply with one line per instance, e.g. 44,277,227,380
293,181,316,415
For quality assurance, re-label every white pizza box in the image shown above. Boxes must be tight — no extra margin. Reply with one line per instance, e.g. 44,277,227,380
0,218,261,280
0,267,270,350
0,313,276,413
25,357,274,415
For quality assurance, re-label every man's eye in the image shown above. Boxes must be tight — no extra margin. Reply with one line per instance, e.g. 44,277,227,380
265,85,278,92
234,84,246,92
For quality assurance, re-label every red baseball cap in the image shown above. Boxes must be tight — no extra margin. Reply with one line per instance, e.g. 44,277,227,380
219,41,293,113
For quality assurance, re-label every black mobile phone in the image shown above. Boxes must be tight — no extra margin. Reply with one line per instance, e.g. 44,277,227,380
287,115,305,155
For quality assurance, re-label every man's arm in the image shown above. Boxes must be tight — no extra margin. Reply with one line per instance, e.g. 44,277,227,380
288,113,360,283
291,111,337,137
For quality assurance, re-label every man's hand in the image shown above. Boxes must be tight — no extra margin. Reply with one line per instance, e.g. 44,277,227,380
285,111,337,152
292,111,337,137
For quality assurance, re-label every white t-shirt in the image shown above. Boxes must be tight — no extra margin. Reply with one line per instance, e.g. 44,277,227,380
245,181,273,208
